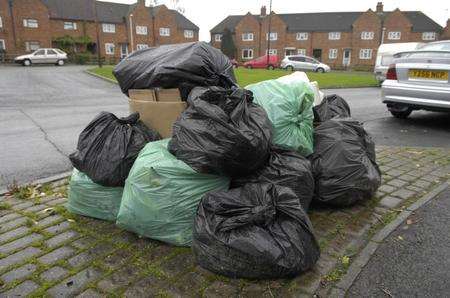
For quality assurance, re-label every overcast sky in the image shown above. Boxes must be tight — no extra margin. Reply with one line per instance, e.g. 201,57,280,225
108,0,450,41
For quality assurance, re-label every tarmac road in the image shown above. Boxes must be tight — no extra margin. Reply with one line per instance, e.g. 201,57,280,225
0,65,449,188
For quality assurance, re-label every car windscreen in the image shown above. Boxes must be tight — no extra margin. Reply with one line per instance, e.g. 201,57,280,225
381,55,394,66
403,51,450,59
419,43,450,51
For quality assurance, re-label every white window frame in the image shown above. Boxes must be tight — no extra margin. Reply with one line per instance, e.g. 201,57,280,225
388,31,401,40
215,34,222,42
184,30,194,38
266,32,278,41
136,44,148,50
23,19,38,28
25,41,40,52
329,48,338,59
0,39,5,50
328,32,341,40
136,25,148,35
422,32,436,41
361,31,374,40
297,49,306,55
0,16,3,28
296,32,308,40
102,23,115,33
242,32,254,41
359,48,373,59
105,43,115,55
159,27,170,36
266,49,277,55
242,48,253,59
64,22,77,30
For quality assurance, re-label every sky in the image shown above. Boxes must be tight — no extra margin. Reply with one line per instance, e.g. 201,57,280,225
107,0,450,41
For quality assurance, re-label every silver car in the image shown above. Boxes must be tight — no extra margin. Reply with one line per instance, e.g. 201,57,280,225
381,40,450,118
14,48,67,66
281,55,331,73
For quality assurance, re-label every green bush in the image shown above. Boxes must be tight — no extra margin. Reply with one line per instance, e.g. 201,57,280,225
73,53,94,65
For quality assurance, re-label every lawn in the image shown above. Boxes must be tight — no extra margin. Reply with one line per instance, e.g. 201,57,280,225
88,65,379,89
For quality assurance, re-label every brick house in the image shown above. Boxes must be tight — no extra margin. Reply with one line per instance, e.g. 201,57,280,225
210,2,447,69
0,0,199,61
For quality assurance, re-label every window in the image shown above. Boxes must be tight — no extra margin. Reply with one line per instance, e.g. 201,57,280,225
285,48,296,56
184,30,194,38
159,27,170,36
266,32,277,41
266,49,277,55
388,31,401,40
420,42,450,51
105,43,115,55
422,32,436,41
136,26,147,35
136,44,148,50
0,16,3,28
328,32,341,40
34,49,45,56
64,22,77,30
359,48,373,59
25,41,40,51
23,19,38,28
47,49,57,55
215,34,222,42
0,39,5,50
289,56,305,62
329,49,338,59
297,49,306,55
242,49,253,59
242,32,254,41
296,32,308,40
102,23,115,33
361,31,374,40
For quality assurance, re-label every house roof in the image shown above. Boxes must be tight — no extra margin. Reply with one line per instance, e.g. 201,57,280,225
95,1,131,23
42,0,96,21
148,5,199,31
210,10,443,34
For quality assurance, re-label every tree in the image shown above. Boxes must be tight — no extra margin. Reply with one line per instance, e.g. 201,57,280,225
221,28,236,59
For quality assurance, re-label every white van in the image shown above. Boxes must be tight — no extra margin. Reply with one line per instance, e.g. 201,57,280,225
374,42,424,82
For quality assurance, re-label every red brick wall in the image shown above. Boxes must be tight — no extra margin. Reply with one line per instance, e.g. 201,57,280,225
235,13,261,60
153,5,197,45
383,9,412,43
351,9,381,67
259,13,287,62
309,31,352,69
285,32,312,57
99,22,127,59
128,1,153,51
0,0,16,55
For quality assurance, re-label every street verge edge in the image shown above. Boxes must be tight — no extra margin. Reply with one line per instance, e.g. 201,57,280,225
84,69,118,84
0,171,72,196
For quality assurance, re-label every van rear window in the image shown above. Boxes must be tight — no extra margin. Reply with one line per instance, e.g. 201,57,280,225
381,55,393,66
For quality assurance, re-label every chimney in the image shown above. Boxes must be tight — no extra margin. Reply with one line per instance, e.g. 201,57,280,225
261,6,267,17
376,2,383,13
138,0,145,6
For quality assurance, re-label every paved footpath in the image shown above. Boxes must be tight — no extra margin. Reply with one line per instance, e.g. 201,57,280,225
0,146,448,297
348,187,450,297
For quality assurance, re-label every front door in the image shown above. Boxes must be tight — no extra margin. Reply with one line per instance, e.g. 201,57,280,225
120,44,128,59
343,49,351,67
312,49,322,62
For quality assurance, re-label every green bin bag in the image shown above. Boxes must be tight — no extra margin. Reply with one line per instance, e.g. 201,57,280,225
246,73,315,156
67,169,123,221
116,139,230,246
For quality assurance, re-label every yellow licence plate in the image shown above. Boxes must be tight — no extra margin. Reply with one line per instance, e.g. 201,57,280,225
409,69,448,81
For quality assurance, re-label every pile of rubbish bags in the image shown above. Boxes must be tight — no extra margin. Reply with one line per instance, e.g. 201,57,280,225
67,42,380,280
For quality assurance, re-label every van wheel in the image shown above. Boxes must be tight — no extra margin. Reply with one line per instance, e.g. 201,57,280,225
246,65,253,69
390,109,412,119
56,60,65,66
267,65,275,70
23,59,31,66
316,67,325,73
286,65,294,71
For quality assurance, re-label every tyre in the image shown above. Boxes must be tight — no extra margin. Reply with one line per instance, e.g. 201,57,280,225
267,65,275,70
23,59,31,66
390,109,412,119
286,65,294,72
246,65,253,69
316,67,325,73
56,60,65,66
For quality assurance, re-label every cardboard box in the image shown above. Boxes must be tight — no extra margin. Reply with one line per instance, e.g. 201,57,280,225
129,89,186,138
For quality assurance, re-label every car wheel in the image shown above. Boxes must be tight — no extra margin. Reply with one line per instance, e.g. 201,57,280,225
267,65,275,70
56,60,65,66
286,65,294,71
23,59,31,66
390,109,412,119
316,67,325,73
246,65,252,69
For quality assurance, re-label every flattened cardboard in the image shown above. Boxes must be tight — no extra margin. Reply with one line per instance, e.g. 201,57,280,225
128,89,156,102
156,88,182,102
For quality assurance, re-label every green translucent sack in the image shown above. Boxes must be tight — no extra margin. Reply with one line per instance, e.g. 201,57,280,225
246,73,315,156
67,169,123,221
117,139,230,246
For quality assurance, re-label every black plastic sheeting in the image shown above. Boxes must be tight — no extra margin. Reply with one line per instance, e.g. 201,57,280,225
193,183,320,279
69,112,161,187
168,86,272,177
231,146,314,211
313,94,351,123
113,42,237,96
310,117,381,206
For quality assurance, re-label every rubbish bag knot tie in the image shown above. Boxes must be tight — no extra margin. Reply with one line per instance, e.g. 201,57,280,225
250,205,276,227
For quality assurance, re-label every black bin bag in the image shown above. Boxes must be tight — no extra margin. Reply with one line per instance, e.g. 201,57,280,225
193,183,320,279
113,42,237,96
310,117,381,206
168,86,272,177
69,112,161,187
313,94,351,123
231,146,314,211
